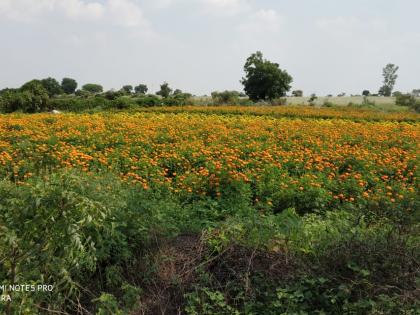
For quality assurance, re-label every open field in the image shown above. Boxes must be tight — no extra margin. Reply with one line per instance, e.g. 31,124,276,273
0,106,419,314
285,96,398,106
187,96,417,112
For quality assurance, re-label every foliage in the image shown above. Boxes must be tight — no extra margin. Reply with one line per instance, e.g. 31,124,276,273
308,93,317,106
104,89,125,100
379,64,399,96
121,85,133,94
82,83,104,94
156,82,172,98
292,90,303,97
0,107,418,314
395,93,420,112
61,77,78,94
241,51,293,101
211,90,240,105
134,84,148,95
0,80,50,113
40,77,63,97
135,95,162,107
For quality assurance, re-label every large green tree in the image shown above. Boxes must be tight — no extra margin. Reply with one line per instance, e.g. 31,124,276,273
40,77,63,97
61,78,78,94
156,82,172,98
379,64,398,97
122,85,133,94
134,84,148,95
241,51,293,102
0,80,50,113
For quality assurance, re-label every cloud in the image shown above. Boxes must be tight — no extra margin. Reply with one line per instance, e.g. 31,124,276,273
238,9,283,33
151,0,176,9
0,0,147,27
106,0,146,27
200,0,250,16
59,0,105,21
315,16,390,38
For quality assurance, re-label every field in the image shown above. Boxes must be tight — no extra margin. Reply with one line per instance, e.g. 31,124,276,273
285,96,399,107
0,106,419,314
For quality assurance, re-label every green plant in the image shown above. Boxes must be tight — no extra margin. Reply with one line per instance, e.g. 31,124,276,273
184,288,240,315
241,51,293,101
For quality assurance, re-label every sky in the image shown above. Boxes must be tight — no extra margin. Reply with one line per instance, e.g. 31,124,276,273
0,0,419,96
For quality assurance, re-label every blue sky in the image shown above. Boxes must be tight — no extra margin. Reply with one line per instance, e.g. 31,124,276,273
1,0,419,95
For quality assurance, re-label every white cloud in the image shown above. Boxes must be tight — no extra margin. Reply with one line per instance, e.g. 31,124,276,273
58,0,105,21
238,9,283,33
0,0,147,27
0,0,55,22
203,0,242,8
315,16,390,37
106,0,146,27
201,0,250,16
151,0,176,9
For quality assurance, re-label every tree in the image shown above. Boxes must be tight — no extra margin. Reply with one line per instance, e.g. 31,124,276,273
134,84,148,95
61,78,78,94
156,82,172,98
395,93,420,112
173,89,183,95
38,77,62,97
122,85,133,94
308,93,317,106
1,80,50,113
82,83,103,94
241,51,292,101
362,90,370,96
412,89,420,97
379,64,398,96
104,89,124,100
292,90,303,97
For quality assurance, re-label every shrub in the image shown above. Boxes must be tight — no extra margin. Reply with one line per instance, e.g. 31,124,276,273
110,97,135,109
211,91,240,105
135,95,162,107
104,90,125,100
322,100,334,107
82,83,103,94
395,93,420,112
270,97,287,106
163,93,193,106
0,82,49,113
292,90,303,97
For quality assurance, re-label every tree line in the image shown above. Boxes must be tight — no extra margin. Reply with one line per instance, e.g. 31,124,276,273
0,52,419,113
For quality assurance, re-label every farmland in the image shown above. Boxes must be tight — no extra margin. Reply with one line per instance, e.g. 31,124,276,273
0,106,419,314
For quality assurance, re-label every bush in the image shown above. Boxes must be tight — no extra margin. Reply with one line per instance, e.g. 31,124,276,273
322,100,334,107
104,90,125,100
82,83,103,94
0,170,184,314
135,95,162,107
160,93,193,106
270,97,287,106
395,93,420,112
109,97,135,109
50,96,111,112
211,91,240,105
0,82,49,113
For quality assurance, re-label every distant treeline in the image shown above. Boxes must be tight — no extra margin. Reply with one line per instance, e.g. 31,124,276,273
0,77,269,113
1,75,419,113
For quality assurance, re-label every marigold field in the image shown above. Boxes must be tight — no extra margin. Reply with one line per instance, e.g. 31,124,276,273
0,106,419,314
1,109,418,209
